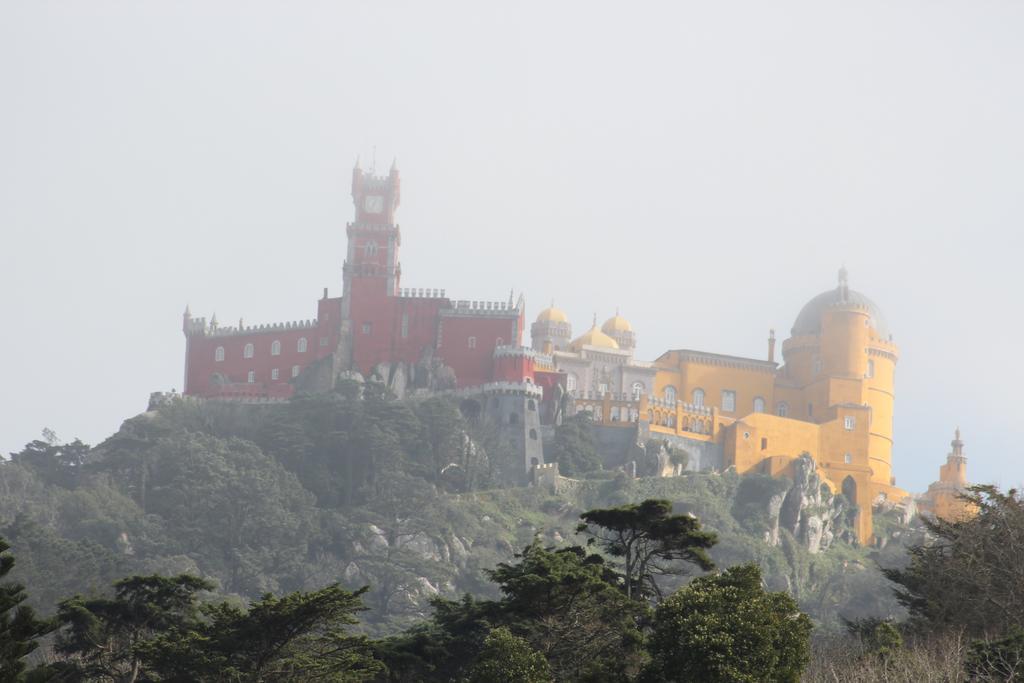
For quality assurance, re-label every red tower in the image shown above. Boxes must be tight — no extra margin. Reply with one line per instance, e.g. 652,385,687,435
183,158,527,398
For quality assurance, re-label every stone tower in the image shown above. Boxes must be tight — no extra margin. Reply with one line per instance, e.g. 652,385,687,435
480,381,545,484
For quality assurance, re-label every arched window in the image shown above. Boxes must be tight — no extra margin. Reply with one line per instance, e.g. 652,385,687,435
215,346,225,362
777,402,789,417
468,336,477,349
753,397,766,413
631,381,644,400
566,373,578,392
271,368,279,380
844,452,853,464
813,357,823,375
297,337,308,353
247,370,255,383
866,359,875,379
243,343,254,359
664,386,677,404
271,340,281,356
527,399,536,411
292,365,300,378
496,337,503,347
529,429,538,440
364,241,378,257
692,388,705,408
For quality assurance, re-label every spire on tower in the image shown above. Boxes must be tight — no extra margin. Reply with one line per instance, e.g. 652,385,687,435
354,155,361,170
184,304,191,317
838,265,850,301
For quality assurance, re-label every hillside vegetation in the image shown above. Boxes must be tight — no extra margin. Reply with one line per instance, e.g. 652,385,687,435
2,389,904,637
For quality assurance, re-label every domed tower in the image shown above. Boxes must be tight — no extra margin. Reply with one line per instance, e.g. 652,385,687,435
601,311,635,353
569,317,620,353
780,268,900,493
531,304,572,354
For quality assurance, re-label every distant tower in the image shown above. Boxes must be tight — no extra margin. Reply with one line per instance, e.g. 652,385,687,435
919,428,975,521
343,158,402,311
531,304,572,354
481,381,545,484
602,311,635,353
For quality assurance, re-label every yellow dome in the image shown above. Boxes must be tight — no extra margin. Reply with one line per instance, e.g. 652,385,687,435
602,314,632,334
536,305,569,324
569,324,620,351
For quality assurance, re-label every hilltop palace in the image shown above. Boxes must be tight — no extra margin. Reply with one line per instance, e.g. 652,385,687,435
180,161,971,544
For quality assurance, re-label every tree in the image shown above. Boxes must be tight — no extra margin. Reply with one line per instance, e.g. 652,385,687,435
884,485,1024,637
486,542,648,681
964,627,1024,681
468,627,552,683
643,563,812,683
0,537,53,682
54,574,214,682
145,584,383,681
576,498,717,601
544,415,601,477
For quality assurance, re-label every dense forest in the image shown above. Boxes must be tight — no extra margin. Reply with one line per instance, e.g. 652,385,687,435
3,384,1023,680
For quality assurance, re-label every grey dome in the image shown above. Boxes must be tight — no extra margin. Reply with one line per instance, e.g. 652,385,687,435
791,270,890,339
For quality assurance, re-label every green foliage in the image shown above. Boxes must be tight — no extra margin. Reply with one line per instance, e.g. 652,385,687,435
884,485,1024,637
545,414,602,477
468,627,552,683
731,474,791,536
145,584,383,681
964,627,1024,681
644,563,813,683
0,537,53,682
577,498,717,601
54,574,214,681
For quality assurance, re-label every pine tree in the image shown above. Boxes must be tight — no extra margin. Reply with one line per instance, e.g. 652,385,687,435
0,537,53,681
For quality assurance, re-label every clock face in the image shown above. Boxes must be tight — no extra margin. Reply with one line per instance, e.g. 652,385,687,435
363,195,384,214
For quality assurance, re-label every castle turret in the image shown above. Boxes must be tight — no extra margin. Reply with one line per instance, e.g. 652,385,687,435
531,304,572,353
602,311,635,353
919,428,975,521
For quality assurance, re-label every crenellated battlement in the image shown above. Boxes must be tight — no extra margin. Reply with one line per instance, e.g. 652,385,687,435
184,316,318,338
398,288,447,299
346,221,400,235
441,297,523,318
480,381,544,398
493,345,543,360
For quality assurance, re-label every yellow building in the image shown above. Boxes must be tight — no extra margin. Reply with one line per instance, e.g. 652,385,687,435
543,269,909,544
918,428,975,522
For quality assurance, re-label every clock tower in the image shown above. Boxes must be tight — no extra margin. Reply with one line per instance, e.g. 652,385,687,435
343,158,402,309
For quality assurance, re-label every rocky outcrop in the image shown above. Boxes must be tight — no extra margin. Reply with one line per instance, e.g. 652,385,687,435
778,454,850,554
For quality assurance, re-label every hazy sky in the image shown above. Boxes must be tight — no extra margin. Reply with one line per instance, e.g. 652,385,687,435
2,2,1022,492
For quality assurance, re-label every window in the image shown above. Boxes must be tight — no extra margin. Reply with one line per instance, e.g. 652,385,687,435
777,402,789,417
297,337,308,353
496,337,503,346
468,336,477,349
529,429,538,440
692,388,705,407
866,359,875,379
631,381,644,400
320,337,328,347
361,323,372,335
761,437,768,451
844,452,853,464
292,365,300,378
528,399,536,411
808,403,814,417
844,415,856,431
247,370,255,383
271,340,281,356
243,343,254,359
721,390,736,412
271,368,279,380
401,313,409,339
215,346,225,362
598,382,608,395
364,241,378,257
753,397,766,413
566,373,578,392
813,357,822,375
664,386,677,403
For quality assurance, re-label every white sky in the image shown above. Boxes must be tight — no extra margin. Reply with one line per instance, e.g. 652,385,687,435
1,1,1022,493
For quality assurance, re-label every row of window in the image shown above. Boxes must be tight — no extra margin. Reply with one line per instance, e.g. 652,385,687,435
246,366,302,383
215,337,322,362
